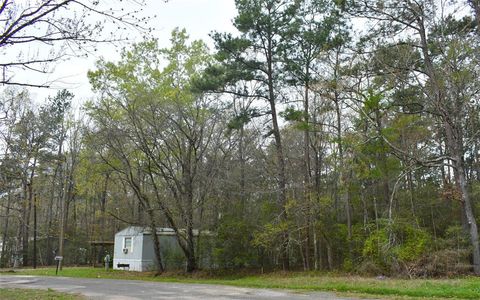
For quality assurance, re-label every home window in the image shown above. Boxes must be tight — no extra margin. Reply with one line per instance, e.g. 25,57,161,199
123,237,132,253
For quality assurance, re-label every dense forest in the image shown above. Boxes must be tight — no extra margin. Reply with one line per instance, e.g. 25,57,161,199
1,0,480,277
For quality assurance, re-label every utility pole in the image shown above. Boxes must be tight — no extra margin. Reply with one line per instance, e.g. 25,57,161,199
33,192,37,269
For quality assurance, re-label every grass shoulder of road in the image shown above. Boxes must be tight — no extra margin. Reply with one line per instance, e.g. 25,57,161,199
2,267,480,300
0,288,84,300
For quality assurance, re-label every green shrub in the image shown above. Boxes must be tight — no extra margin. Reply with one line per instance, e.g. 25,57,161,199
360,220,432,275
213,215,258,268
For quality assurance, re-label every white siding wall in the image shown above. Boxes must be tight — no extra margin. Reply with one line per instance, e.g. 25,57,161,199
113,227,146,271
112,258,154,272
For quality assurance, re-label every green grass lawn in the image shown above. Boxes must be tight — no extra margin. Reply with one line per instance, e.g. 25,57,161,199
2,267,480,299
0,288,83,300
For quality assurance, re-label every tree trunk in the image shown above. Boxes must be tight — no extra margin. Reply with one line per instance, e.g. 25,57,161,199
33,193,37,269
313,228,319,270
146,165,195,273
14,220,22,268
146,209,164,274
303,75,312,271
58,165,68,270
299,236,307,271
305,224,311,270
21,180,29,267
239,125,246,214
361,189,368,231
185,192,197,273
335,96,353,260
22,153,38,267
46,173,57,265
326,242,333,270
184,147,198,273
185,228,197,273
98,173,110,262
0,192,11,267
455,158,480,274
446,124,480,274
267,44,289,271
47,141,63,266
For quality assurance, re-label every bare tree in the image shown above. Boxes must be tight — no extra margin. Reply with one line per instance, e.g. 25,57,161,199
0,0,158,88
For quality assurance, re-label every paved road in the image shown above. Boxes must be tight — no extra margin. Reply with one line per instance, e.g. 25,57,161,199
0,275,372,300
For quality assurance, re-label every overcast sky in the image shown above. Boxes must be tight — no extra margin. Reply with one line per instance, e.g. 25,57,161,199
25,0,237,105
